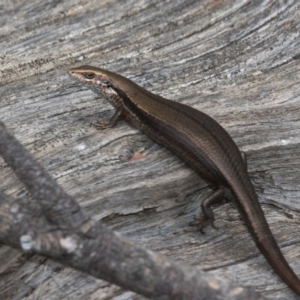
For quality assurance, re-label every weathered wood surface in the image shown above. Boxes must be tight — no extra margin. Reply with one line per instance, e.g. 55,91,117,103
1,0,300,299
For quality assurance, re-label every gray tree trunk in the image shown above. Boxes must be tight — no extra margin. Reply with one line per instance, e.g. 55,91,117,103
1,0,300,299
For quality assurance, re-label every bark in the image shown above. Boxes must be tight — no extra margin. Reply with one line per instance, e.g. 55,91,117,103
1,0,300,299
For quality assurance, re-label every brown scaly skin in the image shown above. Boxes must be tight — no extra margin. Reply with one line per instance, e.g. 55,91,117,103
68,65,300,296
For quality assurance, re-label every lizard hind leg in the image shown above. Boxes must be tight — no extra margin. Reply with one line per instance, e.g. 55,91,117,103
189,187,226,233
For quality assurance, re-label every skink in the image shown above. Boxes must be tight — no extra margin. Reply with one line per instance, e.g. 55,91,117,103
68,65,300,296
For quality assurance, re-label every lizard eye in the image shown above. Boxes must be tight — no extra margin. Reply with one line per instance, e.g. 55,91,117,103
84,72,95,79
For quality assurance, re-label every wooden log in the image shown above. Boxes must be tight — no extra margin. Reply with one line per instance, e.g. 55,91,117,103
1,0,300,298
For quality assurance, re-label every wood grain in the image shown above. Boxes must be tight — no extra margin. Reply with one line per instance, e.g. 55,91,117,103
1,0,300,298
